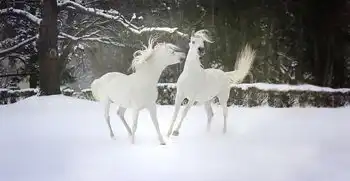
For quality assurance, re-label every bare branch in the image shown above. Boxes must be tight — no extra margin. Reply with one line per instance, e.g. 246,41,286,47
58,32,125,47
58,1,188,37
0,35,38,56
1,3,189,40
80,30,101,39
0,72,35,78
0,1,189,58
0,8,41,25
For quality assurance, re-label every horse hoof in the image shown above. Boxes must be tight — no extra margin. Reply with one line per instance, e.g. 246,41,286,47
172,130,179,136
160,142,166,145
110,134,116,140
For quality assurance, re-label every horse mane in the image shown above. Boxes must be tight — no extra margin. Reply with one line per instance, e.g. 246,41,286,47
193,29,214,43
130,35,158,71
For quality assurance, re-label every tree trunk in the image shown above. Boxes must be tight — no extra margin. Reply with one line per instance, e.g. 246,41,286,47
29,73,38,88
38,0,60,95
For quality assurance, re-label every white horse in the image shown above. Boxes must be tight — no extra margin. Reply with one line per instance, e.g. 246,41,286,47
91,36,185,145
167,29,256,137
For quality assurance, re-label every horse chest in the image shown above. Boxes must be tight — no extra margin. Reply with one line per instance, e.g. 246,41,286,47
178,71,206,95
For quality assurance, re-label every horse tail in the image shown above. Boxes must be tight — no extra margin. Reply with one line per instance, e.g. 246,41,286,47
225,44,256,84
91,78,101,101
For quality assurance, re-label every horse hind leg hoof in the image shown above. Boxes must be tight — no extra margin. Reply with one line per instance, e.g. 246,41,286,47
172,130,180,136
110,133,116,140
160,142,166,145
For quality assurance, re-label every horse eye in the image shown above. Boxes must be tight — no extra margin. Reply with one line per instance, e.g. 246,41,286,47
191,41,195,44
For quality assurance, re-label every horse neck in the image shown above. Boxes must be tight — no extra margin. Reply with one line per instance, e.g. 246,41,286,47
183,47,203,72
134,61,164,84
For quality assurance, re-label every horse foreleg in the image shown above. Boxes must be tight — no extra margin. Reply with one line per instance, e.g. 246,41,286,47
104,99,115,139
173,99,195,136
204,101,214,132
147,104,166,145
117,107,132,136
167,93,184,137
131,109,139,144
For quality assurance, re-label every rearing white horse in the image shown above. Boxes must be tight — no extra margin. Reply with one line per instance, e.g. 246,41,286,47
167,29,256,137
91,36,185,145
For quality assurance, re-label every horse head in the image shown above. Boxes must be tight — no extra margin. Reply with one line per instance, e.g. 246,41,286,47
153,42,186,68
130,36,185,71
189,29,214,57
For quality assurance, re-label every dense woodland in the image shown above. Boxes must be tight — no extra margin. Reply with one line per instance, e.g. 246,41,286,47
0,0,349,95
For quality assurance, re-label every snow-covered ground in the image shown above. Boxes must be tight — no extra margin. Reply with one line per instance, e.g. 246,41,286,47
1,95,350,181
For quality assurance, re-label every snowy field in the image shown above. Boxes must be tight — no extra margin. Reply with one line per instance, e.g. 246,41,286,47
1,95,350,181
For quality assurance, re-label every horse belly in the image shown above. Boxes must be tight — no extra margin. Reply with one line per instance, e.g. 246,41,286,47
195,71,229,103
194,89,219,103
110,86,157,109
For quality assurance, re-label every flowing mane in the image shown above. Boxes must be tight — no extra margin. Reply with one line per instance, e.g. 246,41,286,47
156,42,182,53
130,36,158,71
130,37,182,72
193,29,214,43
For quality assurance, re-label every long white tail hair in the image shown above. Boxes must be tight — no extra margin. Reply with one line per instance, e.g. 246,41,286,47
225,44,256,84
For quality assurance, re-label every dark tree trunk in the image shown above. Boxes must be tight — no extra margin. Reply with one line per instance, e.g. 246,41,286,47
38,0,60,95
29,72,38,88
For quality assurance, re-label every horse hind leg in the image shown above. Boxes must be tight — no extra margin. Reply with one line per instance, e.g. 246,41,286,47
117,107,132,136
104,99,115,139
218,90,229,134
204,100,214,132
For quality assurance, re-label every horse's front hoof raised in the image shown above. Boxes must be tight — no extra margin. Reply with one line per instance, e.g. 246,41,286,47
172,130,179,136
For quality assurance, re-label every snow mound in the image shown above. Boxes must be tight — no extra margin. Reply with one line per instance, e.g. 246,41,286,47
0,95,350,181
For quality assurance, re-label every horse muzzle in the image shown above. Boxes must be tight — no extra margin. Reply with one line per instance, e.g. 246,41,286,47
198,47,205,56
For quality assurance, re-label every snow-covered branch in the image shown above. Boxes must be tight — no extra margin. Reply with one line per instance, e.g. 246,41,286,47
1,2,189,39
0,8,41,25
0,31,124,56
59,32,125,47
0,35,38,56
0,1,189,55
58,0,188,37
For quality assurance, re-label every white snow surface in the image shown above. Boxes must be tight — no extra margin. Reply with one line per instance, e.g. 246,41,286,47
0,95,350,181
